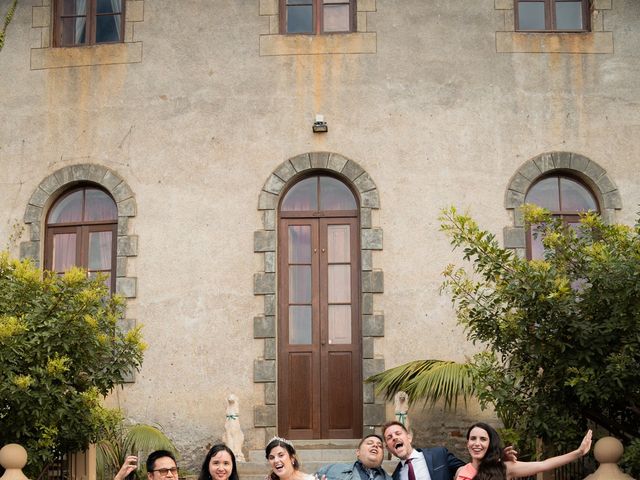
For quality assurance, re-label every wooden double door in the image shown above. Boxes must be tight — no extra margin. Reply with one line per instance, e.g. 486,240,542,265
277,215,362,439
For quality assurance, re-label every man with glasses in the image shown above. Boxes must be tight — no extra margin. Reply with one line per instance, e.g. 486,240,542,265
115,450,179,480
316,434,391,480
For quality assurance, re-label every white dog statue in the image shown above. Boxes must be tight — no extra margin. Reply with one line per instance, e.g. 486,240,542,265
222,394,246,462
393,391,410,433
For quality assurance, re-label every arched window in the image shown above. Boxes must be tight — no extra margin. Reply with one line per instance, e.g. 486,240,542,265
525,174,598,259
45,186,118,292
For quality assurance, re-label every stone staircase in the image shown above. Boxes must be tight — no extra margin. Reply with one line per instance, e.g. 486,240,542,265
237,440,399,480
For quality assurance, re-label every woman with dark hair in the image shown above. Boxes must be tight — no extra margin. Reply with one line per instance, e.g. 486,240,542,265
199,444,239,480
265,437,314,480
456,423,592,480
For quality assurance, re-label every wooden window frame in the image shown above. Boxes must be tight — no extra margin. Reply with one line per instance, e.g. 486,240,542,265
514,0,591,32
279,0,356,35
53,0,126,47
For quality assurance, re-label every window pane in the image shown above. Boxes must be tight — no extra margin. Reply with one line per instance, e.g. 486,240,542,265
328,305,351,344
559,177,597,211
526,177,560,211
282,177,318,211
49,190,84,224
287,5,313,33
289,265,312,303
85,189,117,221
62,0,86,15
289,226,312,263
289,305,312,344
319,176,356,210
323,4,350,32
327,225,350,263
328,264,350,303
60,17,87,45
529,225,545,260
88,270,111,290
556,2,583,30
96,14,122,43
88,231,112,270
97,0,121,14
52,233,77,272
518,2,546,30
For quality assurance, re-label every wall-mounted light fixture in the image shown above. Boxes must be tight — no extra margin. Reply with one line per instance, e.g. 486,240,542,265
312,114,328,133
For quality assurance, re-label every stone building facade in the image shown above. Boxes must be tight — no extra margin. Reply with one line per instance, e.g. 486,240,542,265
1,0,639,464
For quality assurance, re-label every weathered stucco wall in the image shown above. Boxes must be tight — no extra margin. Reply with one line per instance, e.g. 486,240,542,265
1,0,639,465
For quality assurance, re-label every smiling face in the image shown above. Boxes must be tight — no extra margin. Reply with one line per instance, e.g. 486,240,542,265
383,424,413,460
467,427,490,464
208,450,233,480
267,446,296,479
356,435,384,469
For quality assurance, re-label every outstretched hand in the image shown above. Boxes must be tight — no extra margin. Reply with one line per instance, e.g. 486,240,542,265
502,445,518,462
114,456,138,480
577,430,593,457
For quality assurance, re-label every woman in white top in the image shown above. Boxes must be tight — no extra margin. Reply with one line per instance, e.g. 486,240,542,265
265,437,315,480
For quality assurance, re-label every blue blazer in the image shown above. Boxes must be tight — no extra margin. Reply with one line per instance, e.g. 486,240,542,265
391,448,465,480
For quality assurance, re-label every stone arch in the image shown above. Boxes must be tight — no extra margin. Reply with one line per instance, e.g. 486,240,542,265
503,151,622,256
20,163,138,299
252,152,385,440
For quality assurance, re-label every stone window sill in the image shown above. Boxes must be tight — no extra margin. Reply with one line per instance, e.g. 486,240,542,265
496,31,613,54
259,32,376,56
30,42,143,70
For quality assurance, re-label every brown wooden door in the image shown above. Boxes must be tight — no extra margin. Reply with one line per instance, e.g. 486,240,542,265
278,216,362,439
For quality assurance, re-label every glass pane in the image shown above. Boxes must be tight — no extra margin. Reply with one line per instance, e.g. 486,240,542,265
289,226,312,263
287,5,313,33
518,2,546,30
323,5,350,32
97,0,121,14
529,226,545,260
328,305,351,344
281,177,318,211
289,305,312,344
96,14,122,43
556,2,583,30
60,17,86,46
88,231,112,270
319,176,356,210
525,177,560,211
52,233,77,272
327,225,350,263
62,0,86,15
85,189,117,221
49,190,84,224
328,264,350,303
88,271,112,290
560,178,597,211
289,265,312,303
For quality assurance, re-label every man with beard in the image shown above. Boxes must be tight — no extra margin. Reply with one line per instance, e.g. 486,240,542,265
316,434,391,480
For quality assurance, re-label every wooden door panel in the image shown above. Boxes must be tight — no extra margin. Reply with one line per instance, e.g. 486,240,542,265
288,352,314,430
327,351,353,429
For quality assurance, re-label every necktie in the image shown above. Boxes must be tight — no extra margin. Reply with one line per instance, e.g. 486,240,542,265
406,459,416,480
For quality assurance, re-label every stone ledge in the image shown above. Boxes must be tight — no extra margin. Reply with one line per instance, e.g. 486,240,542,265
496,32,613,54
260,32,376,56
31,42,143,70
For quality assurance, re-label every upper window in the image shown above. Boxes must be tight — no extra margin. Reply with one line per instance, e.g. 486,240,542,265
515,0,590,32
281,175,357,212
280,0,355,34
525,174,598,259
54,0,125,47
45,186,118,292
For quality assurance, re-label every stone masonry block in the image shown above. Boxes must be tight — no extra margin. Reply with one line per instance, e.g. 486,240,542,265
29,188,49,207
117,216,129,235
362,337,374,359
264,294,276,315
20,241,39,261
254,315,275,338
264,382,276,404
584,160,606,181
260,0,278,15
264,174,286,195
327,153,348,173
71,164,97,182
357,11,367,32
503,227,525,249
362,293,373,315
116,256,127,277
262,210,276,230
363,314,384,336
254,230,276,252
602,191,622,210
593,0,611,9
533,152,555,173
116,277,137,298
102,168,123,191
505,190,525,209
596,174,616,194
112,181,134,202
290,153,311,172
117,198,137,216
363,358,385,379
570,153,590,172
518,160,542,181
274,161,297,182
341,160,365,181
254,273,276,294
362,270,383,293
508,174,530,195
32,6,50,27
258,191,278,210
39,173,63,194
264,338,276,360
117,235,138,256
310,151,329,168
358,0,376,11
354,172,376,193
254,405,276,426
24,204,43,223
29,223,41,241
265,251,275,273
254,360,276,382
513,207,525,227
494,0,513,9
363,382,374,403
361,250,372,271
360,208,372,228
553,151,572,169
54,167,75,186
364,404,385,425
362,228,382,250
126,1,144,22
361,190,380,209
269,15,279,34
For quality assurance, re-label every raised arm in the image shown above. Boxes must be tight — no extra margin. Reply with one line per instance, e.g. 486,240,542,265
506,430,592,479
114,455,138,480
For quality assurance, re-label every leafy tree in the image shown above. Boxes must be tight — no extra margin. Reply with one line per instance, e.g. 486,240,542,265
369,207,640,471
0,252,145,478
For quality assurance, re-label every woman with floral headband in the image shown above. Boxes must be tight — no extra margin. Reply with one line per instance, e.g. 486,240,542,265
265,437,314,480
